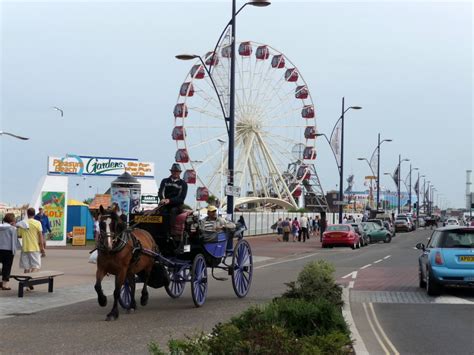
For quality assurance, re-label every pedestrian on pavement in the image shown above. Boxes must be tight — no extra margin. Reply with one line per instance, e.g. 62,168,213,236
18,208,44,273
93,214,100,242
238,215,247,236
319,213,327,242
34,207,51,257
276,218,283,236
0,213,22,290
291,217,300,242
281,218,291,242
299,214,309,242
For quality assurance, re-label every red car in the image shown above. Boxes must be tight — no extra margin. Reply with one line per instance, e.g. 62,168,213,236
322,224,362,249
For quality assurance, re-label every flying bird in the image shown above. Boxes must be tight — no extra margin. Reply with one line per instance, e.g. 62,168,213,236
0,131,30,140
52,106,64,117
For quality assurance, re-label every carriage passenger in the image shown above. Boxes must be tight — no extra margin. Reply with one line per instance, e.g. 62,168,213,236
200,206,233,242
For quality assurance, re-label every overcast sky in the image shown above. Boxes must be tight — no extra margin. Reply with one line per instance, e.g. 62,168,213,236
1,0,472,208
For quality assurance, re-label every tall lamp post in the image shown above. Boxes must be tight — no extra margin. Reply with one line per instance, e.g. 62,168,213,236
316,97,362,223
177,0,270,220
417,174,425,220
397,155,410,214
358,134,392,211
408,165,418,213
357,157,376,210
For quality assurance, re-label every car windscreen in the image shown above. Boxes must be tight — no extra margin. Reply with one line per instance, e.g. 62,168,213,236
428,230,474,248
327,225,350,232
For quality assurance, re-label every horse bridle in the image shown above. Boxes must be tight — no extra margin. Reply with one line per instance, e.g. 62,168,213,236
98,212,129,253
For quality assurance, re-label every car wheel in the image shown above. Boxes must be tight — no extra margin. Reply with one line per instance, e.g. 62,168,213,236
351,241,357,250
368,237,372,244
384,235,391,243
426,268,442,296
418,266,426,288
356,240,361,249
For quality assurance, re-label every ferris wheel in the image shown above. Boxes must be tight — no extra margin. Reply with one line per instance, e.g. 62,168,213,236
172,41,317,209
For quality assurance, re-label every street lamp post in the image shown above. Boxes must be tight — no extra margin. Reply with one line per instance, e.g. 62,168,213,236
358,134,392,212
217,139,226,208
397,154,409,214
408,165,418,213
177,0,270,220
317,97,362,223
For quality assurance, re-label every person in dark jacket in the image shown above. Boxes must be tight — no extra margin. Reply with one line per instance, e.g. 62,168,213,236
158,163,188,234
34,207,51,256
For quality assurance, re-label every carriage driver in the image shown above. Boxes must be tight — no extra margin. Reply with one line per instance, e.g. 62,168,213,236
158,163,188,232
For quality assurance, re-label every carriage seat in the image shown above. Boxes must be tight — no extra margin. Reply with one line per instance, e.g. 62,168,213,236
170,210,193,238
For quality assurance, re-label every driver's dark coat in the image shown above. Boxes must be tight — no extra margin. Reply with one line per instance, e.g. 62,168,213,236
158,177,188,206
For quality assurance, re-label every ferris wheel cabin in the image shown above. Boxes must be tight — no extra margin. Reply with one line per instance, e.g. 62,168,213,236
204,51,219,66
303,147,316,160
256,45,269,60
180,82,194,97
221,45,232,58
284,68,298,82
183,169,196,184
304,126,317,139
173,103,188,118
190,64,205,79
172,126,185,141
175,149,189,163
292,185,302,197
297,165,311,180
196,187,209,202
295,85,309,99
301,105,315,119
238,41,252,56
271,54,285,68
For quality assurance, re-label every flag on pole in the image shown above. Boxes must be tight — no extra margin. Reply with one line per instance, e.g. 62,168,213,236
414,178,419,194
392,165,399,188
369,149,378,177
329,118,342,167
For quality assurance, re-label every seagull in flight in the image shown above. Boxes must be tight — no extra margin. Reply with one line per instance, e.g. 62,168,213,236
0,131,29,140
52,106,64,117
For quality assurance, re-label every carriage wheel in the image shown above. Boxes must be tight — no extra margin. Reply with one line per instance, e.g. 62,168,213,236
119,280,132,310
232,239,253,298
165,267,186,299
191,254,208,307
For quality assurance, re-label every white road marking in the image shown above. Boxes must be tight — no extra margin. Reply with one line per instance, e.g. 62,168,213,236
383,255,391,260
434,296,474,305
363,302,390,355
349,281,355,289
342,288,369,354
342,271,358,279
374,259,383,264
360,264,372,270
254,252,320,270
369,303,400,355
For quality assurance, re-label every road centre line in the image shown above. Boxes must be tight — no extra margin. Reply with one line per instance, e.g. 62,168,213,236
383,255,391,260
254,252,320,270
342,288,369,354
374,259,383,264
342,271,358,279
368,303,400,355
363,302,390,355
348,281,355,289
360,264,372,269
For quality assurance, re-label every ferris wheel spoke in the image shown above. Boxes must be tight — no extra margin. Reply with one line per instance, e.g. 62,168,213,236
258,102,302,127
188,106,225,121
235,134,256,189
254,132,296,205
186,132,229,150
263,135,302,167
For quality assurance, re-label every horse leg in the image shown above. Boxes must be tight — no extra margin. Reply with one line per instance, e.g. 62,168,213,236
94,268,107,307
106,270,126,321
128,274,137,312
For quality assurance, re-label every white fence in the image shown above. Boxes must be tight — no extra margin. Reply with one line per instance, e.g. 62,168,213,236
234,212,339,236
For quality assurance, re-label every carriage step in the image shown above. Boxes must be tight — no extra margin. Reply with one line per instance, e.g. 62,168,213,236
211,268,228,281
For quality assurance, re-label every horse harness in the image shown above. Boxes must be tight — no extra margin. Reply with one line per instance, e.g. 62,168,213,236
97,228,143,265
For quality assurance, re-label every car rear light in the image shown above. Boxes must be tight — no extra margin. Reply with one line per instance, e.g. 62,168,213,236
434,251,443,265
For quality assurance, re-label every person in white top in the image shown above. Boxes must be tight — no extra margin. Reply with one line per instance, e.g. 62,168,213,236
299,215,309,242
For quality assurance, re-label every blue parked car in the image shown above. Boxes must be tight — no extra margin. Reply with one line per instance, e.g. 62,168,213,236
416,226,474,296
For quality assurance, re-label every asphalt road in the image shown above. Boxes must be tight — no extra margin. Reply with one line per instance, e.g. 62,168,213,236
1,229,473,354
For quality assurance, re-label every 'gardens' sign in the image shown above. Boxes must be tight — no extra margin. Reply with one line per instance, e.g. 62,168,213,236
48,155,155,178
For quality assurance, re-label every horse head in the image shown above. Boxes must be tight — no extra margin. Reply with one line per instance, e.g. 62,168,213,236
98,204,127,251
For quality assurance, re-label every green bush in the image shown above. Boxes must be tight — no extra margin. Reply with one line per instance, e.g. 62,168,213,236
149,260,352,354
282,260,343,307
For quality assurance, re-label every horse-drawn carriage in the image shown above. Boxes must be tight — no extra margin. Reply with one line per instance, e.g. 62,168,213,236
94,205,253,320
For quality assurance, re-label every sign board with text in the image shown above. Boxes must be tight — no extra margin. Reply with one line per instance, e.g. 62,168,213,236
225,185,241,197
72,226,86,246
48,155,155,178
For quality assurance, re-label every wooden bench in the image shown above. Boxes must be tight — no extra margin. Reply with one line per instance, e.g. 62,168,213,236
10,271,64,298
